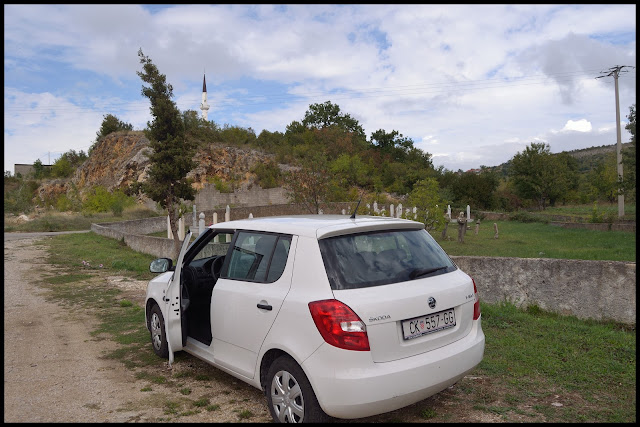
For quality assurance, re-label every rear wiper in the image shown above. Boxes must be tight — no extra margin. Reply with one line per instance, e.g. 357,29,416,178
409,266,448,280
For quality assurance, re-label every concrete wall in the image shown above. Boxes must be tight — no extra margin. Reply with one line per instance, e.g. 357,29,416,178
91,212,636,325
452,256,636,325
194,185,289,210
91,222,176,259
14,163,52,177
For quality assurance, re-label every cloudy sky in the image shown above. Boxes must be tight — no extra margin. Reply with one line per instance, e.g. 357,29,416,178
4,4,637,175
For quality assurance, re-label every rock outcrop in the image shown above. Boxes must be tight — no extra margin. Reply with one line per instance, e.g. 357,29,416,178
36,131,283,205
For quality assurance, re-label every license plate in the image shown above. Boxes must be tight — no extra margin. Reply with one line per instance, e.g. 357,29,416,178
402,308,456,340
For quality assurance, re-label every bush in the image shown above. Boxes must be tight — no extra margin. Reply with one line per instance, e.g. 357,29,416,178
4,178,39,214
251,161,282,189
82,186,135,215
219,124,256,146
56,194,74,212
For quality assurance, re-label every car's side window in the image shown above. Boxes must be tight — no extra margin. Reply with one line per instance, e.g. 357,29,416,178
266,236,291,282
223,232,291,283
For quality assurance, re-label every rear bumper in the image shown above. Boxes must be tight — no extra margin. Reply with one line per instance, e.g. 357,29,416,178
302,318,485,419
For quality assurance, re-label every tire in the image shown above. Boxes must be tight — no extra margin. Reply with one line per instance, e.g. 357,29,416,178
149,304,169,359
265,355,327,423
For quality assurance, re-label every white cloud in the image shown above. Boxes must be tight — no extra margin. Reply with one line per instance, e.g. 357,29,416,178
562,119,592,132
3,4,637,174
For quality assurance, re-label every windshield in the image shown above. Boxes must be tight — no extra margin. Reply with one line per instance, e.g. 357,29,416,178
319,229,456,290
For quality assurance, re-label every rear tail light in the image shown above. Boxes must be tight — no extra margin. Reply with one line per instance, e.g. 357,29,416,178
472,278,481,320
308,299,370,351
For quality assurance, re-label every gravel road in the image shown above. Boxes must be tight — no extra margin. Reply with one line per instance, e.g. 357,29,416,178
3,236,150,422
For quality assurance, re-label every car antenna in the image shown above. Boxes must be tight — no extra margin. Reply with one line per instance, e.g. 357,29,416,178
350,193,364,219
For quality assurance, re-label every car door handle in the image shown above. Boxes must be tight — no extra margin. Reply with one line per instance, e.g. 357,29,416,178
257,303,272,311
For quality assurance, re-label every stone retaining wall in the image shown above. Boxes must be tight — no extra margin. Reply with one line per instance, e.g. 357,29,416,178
452,256,635,325
194,185,289,210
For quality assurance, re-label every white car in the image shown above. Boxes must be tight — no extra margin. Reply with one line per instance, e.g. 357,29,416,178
144,215,484,423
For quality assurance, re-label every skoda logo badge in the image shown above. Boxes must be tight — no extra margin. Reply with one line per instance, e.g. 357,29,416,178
428,297,436,309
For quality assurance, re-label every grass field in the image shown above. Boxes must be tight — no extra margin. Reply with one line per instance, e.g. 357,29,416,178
534,202,636,221
38,232,636,422
432,220,635,262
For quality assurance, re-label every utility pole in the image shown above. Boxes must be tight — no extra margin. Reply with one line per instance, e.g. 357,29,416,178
596,65,634,219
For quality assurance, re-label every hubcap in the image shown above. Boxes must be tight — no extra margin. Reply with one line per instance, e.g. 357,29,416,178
150,312,162,350
271,370,304,423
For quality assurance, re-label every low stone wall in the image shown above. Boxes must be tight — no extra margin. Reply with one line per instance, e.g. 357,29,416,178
92,217,168,235
91,221,175,259
91,213,636,325
452,256,636,325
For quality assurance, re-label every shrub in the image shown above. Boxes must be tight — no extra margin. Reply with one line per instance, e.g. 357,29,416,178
4,179,39,214
251,161,282,189
82,186,135,215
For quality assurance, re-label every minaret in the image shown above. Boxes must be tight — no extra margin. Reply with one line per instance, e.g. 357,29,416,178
200,73,210,121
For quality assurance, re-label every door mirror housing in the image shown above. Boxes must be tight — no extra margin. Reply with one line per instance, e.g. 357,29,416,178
150,258,173,273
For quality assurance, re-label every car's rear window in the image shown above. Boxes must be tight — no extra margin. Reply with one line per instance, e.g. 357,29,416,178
319,229,456,290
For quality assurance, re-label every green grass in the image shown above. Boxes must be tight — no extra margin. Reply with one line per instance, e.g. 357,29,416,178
433,220,635,261
536,202,636,221
469,301,636,422
46,232,156,280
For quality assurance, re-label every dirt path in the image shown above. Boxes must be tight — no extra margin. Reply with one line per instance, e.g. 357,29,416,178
3,236,274,423
3,237,150,422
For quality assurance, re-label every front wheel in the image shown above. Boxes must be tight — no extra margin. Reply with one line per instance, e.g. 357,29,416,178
265,355,326,423
149,304,168,359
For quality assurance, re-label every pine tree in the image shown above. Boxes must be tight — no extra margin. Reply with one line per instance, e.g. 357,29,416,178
137,49,196,257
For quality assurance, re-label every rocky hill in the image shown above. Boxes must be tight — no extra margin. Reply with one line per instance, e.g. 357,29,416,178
36,131,283,205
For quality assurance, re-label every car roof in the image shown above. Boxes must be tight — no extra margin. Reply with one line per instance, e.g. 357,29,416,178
211,214,425,239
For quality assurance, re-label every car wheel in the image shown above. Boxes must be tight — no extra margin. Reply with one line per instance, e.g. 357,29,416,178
265,355,326,423
149,304,169,359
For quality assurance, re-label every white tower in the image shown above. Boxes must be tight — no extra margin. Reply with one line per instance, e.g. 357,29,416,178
200,73,210,121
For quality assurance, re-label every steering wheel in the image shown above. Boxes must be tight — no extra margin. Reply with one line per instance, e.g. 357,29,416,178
211,256,225,281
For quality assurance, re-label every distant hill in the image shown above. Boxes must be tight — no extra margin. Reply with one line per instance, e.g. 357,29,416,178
488,142,633,177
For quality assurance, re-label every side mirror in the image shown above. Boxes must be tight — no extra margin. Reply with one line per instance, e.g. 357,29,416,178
150,258,173,273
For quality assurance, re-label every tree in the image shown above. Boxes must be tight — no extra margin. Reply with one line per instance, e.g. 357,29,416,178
91,114,134,155
407,178,446,231
450,169,499,211
301,101,366,141
509,142,578,210
369,129,415,162
588,152,620,203
95,114,133,141
51,149,88,178
283,152,331,214
32,159,45,179
621,104,636,199
137,48,196,257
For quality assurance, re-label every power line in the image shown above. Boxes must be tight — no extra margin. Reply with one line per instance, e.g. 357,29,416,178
4,68,634,115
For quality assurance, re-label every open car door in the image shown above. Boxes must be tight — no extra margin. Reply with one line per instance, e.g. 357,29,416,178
165,230,192,365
